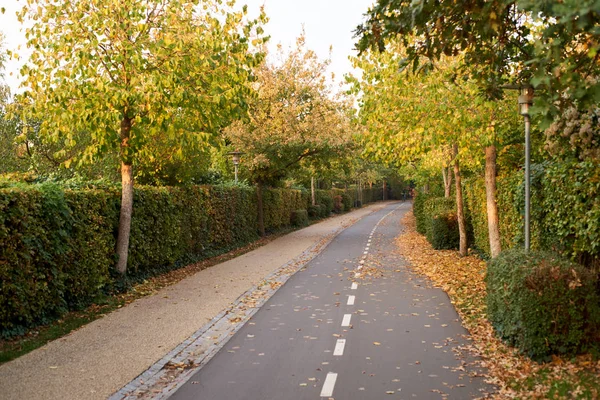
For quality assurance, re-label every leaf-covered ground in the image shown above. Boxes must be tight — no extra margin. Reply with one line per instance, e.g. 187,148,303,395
396,211,600,399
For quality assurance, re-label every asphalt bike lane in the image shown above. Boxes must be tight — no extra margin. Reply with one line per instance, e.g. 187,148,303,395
170,202,493,399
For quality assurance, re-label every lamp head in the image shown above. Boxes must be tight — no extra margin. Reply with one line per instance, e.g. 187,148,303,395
518,87,534,116
227,151,245,165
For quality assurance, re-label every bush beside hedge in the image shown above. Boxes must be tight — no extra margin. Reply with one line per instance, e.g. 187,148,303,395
486,249,600,360
423,197,455,243
430,212,460,250
413,192,432,235
315,190,334,217
291,209,309,227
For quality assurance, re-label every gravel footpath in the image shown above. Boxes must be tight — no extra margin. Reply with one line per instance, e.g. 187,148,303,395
0,202,391,400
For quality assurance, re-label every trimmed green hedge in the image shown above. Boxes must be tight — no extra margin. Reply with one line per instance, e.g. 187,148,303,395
486,249,600,360
423,197,455,244
464,160,600,266
0,182,384,337
291,209,309,227
0,184,118,337
315,190,334,217
262,188,308,233
542,160,600,265
413,191,433,235
430,212,460,250
464,176,490,256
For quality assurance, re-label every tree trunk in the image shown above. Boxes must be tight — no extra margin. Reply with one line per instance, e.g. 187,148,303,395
257,183,265,236
443,166,452,198
453,144,468,257
115,117,134,275
485,145,502,258
311,176,316,206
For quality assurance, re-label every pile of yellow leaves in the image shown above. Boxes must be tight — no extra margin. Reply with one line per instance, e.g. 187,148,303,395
397,211,600,399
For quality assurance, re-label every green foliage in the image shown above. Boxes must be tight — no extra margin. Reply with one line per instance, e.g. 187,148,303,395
486,249,600,360
464,176,491,257
413,191,433,235
430,212,460,250
262,188,308,233
0,183,317,337
0,184,117,337
291,209,309,227
341,192,353,212
20,0,267,168
356,0,600,124
315,190,334,217
541,160,600,266
333,195,344,213
307,204,322,219
423,197,455,243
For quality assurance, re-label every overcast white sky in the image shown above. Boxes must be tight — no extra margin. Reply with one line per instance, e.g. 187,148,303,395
1,0,374,94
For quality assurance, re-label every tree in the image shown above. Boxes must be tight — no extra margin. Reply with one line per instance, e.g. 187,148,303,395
350,43,521,257
355,0,600,123
19,0,266,274
225,36,352,235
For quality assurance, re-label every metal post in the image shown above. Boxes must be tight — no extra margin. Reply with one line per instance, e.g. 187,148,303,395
234,164,239,184
524,115,531,250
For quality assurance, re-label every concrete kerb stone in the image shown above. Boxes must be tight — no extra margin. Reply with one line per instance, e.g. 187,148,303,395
109,205,389,400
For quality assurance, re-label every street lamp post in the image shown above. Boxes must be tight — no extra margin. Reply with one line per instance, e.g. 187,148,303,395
227,151,245,183
518,87,534,251
500,85,534,250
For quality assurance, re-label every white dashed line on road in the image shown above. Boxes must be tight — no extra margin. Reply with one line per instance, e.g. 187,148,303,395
333,339,346,356
320,372,338,397
351,282,358,290
341,314,352,327
347,295,355,305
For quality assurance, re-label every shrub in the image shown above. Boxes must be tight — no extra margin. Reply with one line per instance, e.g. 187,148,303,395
315,190,333,217
291,209,309,227
333,195,344,213
486,249,600,360
430,212,459,250
423,197,455,243
412,191,431,234
307,204,322,219
341,193,353,212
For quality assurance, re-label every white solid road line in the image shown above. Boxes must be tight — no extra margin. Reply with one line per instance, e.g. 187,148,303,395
351,282,358,290
341,314,352,327
333,339,346,356
320,372,338,397
347,295,355,305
